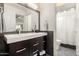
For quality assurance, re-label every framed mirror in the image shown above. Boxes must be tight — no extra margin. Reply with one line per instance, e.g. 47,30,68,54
2,3,40,33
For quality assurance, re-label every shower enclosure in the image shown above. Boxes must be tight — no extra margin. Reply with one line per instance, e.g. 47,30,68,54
56,7,76,45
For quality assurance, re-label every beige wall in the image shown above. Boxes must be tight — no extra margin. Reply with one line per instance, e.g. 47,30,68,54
39,3,56,31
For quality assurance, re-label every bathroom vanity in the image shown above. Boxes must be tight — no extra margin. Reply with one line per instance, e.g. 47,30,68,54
5,32,47,56
0,3,53,56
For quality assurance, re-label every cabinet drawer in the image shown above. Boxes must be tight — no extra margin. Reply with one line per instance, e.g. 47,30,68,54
29,38,39,46
30,37,43,46
9,41,29,56
9,41,24,51
32,43,39,50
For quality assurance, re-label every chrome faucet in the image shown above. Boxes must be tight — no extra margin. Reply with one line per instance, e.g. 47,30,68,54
16,27,21,34
18,28,21,34
33,24,36,32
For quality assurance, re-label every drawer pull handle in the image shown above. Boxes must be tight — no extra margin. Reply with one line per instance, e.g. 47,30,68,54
33,43,39,46
43,41,45,43
33,50,38,54
16,48,26,53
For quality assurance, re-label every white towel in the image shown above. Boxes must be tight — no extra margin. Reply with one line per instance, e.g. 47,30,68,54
40,50,45,55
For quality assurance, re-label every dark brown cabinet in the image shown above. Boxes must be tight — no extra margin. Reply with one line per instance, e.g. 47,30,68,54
8,36,45,56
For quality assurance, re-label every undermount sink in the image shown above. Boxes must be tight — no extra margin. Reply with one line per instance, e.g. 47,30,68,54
5,32,47,44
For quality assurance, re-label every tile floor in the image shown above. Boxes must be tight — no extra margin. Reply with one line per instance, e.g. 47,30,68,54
57,46,76,56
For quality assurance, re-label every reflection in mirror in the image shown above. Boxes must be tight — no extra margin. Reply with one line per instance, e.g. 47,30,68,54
16,10,39,32
16,14,32,31
16,14,24,31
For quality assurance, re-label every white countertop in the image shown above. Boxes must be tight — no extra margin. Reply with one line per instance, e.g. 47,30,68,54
5,32,47,44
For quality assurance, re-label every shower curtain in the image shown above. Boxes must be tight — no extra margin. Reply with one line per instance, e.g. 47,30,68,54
56,8,76,45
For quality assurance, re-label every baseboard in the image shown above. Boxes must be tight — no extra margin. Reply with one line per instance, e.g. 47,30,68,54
60,43,76,50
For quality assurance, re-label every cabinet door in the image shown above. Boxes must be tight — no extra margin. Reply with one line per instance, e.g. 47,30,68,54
9,41,29,56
